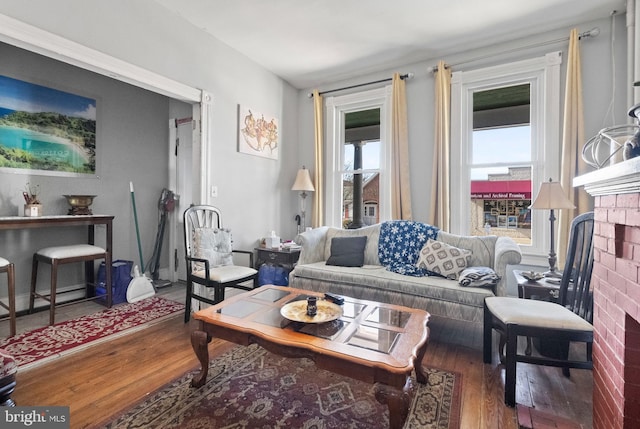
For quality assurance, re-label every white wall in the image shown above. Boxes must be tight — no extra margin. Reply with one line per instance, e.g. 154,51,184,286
0,0,299,309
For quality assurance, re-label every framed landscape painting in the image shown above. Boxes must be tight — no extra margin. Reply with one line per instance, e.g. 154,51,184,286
0,74,97,177
237,105,279,160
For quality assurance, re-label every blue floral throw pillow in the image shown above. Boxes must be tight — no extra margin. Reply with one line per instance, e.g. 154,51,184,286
378,220,440,276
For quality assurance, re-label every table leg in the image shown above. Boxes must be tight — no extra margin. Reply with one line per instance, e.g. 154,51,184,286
190,330,210,388
374,377,414,429
415,331,429,384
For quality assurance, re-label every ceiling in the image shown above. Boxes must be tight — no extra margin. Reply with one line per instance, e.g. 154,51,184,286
151,0,624,89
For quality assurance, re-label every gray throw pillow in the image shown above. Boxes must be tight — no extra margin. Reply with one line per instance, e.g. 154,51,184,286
326,236,367,267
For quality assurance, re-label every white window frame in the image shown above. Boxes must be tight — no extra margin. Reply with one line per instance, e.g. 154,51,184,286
325,87,392,228
451,52,561,263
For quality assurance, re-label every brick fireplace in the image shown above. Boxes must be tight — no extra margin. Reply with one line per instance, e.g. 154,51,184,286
575,157,640,429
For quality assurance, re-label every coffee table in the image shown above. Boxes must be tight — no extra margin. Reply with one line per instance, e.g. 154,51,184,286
190,285,430,429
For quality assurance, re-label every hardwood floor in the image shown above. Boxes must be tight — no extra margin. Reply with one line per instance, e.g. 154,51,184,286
5,284,593,429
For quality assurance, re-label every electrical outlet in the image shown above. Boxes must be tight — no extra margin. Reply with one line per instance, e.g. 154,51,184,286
211,185,218,197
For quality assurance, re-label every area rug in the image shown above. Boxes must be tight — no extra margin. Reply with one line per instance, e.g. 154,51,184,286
103,344,462,429
0,296,184,370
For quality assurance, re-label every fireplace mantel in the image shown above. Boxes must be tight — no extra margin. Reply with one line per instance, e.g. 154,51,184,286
574,157,640,429
574,156,640,196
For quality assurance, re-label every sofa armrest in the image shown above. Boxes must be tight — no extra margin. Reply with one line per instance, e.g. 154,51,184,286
294,226,329,265
493,236,522,296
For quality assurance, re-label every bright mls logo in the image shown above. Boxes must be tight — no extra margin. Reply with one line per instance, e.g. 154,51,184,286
2,407,69,428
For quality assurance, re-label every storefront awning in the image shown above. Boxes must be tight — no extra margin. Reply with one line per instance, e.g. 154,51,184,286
470,180,531,200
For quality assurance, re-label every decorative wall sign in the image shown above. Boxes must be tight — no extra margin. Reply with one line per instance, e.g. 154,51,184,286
238,105,279,160
0,74,97,176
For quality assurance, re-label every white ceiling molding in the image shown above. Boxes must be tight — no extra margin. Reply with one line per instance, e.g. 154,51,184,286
0,13,201,102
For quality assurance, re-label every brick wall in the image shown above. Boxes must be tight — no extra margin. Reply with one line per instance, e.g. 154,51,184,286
592,192,640,429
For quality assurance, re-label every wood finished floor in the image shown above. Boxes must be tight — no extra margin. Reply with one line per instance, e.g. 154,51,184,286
3,284,593,429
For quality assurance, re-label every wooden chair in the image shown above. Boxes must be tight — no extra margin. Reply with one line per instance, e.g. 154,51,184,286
483,211,594,407
0,258,16,337
30,244,112,326
183,205,258,322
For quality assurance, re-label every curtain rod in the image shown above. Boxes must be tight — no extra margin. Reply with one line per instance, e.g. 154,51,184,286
307,72,414,98
429,26,601,73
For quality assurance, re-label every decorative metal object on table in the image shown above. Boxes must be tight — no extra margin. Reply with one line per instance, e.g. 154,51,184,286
64,195,96,215
520,271,545,282
582,102,640,169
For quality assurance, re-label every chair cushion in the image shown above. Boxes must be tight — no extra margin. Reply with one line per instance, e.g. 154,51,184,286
485,297,593,331
192,265,257,283
0,348,17,377
0,257,9,268
36,244,106,259
193,228,233,268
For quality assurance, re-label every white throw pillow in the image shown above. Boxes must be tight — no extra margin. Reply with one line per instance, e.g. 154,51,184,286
458,266,500,287
416,239,471,280
193,228,233,269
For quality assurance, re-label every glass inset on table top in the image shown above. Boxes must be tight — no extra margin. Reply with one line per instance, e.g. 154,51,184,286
366,306,411,328
346,325,400,354
253,288,291,302
217,300,267,318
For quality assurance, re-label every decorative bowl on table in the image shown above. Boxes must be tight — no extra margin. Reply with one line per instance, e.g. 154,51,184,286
63,195,96,215
521,271,544,281
280,299,343,324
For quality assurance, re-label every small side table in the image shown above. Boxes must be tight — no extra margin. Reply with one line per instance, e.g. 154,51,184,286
514,270,565,358
514,270,560,303
255,247,301,272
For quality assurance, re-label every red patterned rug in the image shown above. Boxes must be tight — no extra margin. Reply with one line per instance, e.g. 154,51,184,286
0,296,184,370
102,344,462,429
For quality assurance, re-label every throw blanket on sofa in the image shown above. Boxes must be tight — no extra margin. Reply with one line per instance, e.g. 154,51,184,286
378,220,439,276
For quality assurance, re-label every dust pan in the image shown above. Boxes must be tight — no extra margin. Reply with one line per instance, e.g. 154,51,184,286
127,265,156,303
127,181,156,303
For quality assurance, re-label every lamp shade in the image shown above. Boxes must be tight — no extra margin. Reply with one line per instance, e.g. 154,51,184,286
529,179,575,210
291,167,315,192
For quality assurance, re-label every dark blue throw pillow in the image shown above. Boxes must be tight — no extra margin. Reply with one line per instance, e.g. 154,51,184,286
326,236,368,267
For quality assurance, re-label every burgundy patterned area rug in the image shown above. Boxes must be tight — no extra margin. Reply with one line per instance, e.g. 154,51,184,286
103,344,462,429
0,296,184,370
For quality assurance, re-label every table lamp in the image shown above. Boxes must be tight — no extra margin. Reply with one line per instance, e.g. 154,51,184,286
291,166,315,232
529,178,575,278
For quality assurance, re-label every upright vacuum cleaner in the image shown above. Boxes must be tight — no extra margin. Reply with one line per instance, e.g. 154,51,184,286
148,188,175,288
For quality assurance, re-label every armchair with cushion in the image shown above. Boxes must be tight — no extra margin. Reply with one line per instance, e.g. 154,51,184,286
183,205,258,322
483,211,594,406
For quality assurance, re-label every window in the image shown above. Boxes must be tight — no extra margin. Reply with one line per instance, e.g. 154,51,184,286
325,87,392,228
451,52,561,261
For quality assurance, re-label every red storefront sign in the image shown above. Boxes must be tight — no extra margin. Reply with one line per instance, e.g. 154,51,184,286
470,180,531,200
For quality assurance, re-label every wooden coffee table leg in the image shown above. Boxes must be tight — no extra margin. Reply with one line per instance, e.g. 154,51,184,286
374,377,414,429
190,330,210,388
415,337,429,384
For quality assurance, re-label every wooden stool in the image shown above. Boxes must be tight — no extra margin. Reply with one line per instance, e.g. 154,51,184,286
0,258,16,337
29,244,112,325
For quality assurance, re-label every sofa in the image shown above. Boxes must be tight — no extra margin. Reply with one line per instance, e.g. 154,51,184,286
289,221,522,339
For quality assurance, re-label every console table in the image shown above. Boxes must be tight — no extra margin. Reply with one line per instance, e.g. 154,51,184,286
0,215,114,307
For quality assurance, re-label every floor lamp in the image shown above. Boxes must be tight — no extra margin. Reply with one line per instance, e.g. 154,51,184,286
529,178,575,278
291,166,315,233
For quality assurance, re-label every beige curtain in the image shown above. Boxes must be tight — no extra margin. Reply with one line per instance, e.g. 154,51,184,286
312,90,324,228
558,29,590,264
429,61,451,230
391,73,412,219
